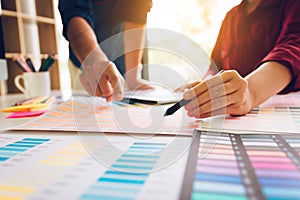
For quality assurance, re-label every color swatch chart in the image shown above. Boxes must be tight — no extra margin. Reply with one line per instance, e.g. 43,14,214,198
0,137,50,162
181,131,300,200
15,96,199,136
0,132,189,199
200,92,300,134
80,142,166,200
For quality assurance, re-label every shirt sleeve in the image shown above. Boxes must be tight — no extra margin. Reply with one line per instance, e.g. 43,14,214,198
58,0,94,40
259,0,300,94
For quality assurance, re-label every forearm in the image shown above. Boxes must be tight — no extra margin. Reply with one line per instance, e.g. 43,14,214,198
246,61,292,108
67,17,108,63
123,22,146,79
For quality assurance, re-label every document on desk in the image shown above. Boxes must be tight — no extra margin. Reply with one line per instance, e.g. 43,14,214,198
13,96,199,136
198,92,300,134
0,131,190,200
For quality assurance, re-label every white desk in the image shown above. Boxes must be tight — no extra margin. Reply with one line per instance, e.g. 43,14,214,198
0,90,72,130
0,93,33,130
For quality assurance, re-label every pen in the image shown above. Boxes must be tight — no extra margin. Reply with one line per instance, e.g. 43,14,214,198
13,97,35,106
23,96,48,105
163,70,224,117
26,58,36,72
1,104,49,112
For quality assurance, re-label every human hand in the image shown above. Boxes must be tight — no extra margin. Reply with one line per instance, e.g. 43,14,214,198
183,70,254,118
80,60,124,102
174,81,201,92
126,78,154,91
125,63,154,91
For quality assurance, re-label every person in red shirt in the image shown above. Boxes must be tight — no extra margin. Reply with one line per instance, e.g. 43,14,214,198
182,0,300,118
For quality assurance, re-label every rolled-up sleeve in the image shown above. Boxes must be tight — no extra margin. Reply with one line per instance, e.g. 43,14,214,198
260,1,300,94
58,0,94,39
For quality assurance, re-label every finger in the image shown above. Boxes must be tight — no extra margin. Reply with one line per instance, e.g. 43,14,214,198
99,76,113,97
95,83,103,97
193,103,248,118
187,94,227,117
106,94,113,102
138,84,154,90
185,81,240,111
174,81,200,92
189,81,201,88
183,76,224,100
187,88,246,118
109,74,124,101
183,81,208,100
183,71,238,100
189,106,227,118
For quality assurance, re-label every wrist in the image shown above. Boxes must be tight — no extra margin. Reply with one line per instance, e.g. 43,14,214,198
81,49,111,71
125,63,143,80
246,83,256,112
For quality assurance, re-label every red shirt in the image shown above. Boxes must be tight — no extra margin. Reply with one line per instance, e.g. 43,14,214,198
210,0,300,93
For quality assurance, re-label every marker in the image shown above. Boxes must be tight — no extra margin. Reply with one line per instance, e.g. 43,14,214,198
40,54,55,72
13,56,32,72
17,55,32,72
163,70,224,117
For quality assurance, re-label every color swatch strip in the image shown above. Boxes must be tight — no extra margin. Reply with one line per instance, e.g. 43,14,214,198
241,134,300,200
0,138,50,162
181,131,300,200
80,142,166,200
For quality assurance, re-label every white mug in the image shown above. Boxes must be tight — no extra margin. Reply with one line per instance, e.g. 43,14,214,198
14,72,51,98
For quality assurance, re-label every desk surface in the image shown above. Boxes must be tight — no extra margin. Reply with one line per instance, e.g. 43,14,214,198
0,91,192,200
1,92,300,199
0,90,76,129
0,93,34,129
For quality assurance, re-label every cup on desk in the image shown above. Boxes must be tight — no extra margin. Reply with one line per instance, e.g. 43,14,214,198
14,71,51,98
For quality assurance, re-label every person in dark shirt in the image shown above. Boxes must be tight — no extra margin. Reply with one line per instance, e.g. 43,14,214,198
59,0,153,101
182,0,300,118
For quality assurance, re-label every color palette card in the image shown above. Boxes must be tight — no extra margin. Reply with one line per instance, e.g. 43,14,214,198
14,96,200,136
181,130,300,200
199,92,300,134
0,131,190,199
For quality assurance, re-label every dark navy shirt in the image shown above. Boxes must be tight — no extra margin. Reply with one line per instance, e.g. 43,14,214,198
58,0,152,75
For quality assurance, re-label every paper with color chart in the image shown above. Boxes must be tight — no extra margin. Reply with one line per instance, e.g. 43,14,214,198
13,96,199,136
0,131,190,199
198,92,300,134
181,130,300,200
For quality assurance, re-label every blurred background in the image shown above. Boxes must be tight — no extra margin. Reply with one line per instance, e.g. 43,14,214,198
1,0,241,94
